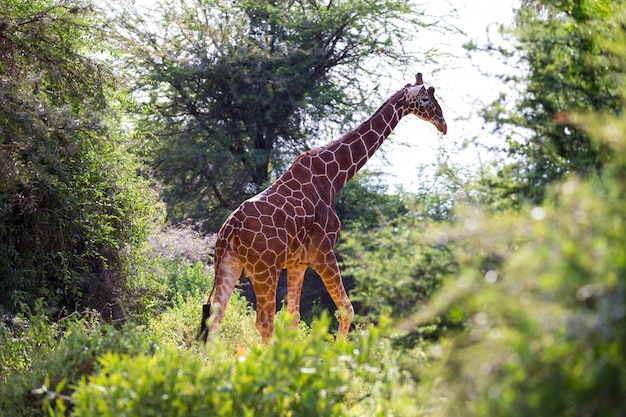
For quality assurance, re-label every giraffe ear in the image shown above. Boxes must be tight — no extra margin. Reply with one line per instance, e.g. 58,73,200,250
427,86,435,95
415,73,423,85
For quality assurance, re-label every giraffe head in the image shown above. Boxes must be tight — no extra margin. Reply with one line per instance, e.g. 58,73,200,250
399,73,447,135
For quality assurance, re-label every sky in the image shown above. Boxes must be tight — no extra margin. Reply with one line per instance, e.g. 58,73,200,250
367,0,520,190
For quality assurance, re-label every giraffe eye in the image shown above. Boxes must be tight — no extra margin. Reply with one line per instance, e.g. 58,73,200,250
420,96,430,104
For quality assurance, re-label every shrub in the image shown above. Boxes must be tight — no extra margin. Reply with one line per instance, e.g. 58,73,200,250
145,290,257,351
123,224,216,322
421,180,626,416
407,99,626,416
0,0,163,316
70,315,418,417
340,213,457,326
0,311,159,417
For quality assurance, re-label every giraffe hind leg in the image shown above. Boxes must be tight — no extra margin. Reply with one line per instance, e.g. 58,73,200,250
249,267,280,344
311,253,354,337
286,264,307,329
199,253,243,343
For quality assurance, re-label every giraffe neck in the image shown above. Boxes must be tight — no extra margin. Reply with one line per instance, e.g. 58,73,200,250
322,88,407,195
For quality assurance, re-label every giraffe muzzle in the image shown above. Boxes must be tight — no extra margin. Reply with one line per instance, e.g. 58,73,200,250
435,118,448,135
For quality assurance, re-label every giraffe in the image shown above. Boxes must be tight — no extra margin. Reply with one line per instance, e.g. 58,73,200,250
199,73,447,344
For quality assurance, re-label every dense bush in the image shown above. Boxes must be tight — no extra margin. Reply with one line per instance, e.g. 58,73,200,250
0,310,159,417
334,173,411,231
338,168,466,332
69,315,415,417
420,177,626,416
0,0,162,316
406,91,626,417
117,224,217,325
340,213,457,324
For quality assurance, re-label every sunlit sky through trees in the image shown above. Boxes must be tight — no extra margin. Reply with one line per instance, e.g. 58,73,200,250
127,0,519,191
367,0,519,190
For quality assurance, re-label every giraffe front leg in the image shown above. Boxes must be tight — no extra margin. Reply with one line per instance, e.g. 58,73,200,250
286,264,307,329
311,252,354,338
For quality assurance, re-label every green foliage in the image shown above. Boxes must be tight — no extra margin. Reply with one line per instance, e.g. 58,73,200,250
336,169,463,327
145,291,256,352
0,0,106,107
406,39,626,415
112,0,434,229
473,0,625,204
69,315,410,417
417,176,626,416
335,172,410,231
0,310,159,417
113,225,216,324
340,211,457,328
0,305,56,383
164,261,212,303
0,0,163,315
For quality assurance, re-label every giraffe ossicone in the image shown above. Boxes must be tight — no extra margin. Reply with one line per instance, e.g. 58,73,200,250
199,73,447,344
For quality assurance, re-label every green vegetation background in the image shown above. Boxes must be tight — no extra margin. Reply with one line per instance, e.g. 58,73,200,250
2,0,626,416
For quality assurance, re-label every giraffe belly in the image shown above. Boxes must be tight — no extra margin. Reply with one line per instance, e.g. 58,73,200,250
284,242,310,268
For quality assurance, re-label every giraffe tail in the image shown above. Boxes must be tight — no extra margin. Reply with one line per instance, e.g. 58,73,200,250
197,276,219,343
196,302,212,343
197,211,241,343
197,264,218,343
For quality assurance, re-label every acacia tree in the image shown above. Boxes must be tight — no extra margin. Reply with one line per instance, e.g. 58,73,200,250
472,0,624,205
113,0,435,229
